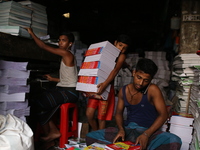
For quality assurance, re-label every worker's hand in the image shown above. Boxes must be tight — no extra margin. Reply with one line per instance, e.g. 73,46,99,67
43,74,53,81
96,82,107,95
83,92,102,99
113,129,125,143
135,133,149,150
24,27,33,34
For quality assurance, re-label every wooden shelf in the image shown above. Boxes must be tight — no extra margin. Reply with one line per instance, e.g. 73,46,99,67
0,32,61,62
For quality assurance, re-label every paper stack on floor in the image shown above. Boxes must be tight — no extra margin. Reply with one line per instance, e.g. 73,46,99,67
168,112,194,150
0,1,32,38
171,53,200,112
19,0,48,37
0,60,30,122
188,66,200,150
76,41,120,100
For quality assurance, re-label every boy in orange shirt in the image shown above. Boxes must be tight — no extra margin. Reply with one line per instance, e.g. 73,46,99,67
86,34,132,131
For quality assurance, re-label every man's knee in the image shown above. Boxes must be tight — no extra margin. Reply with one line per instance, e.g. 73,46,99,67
86,129,106,145
170,133,182,144
147,132,182,150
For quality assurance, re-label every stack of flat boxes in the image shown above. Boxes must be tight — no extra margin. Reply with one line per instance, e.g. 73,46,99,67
19,0,48,38
0,1,32,38
0,60,30,122
168,112,194,150
76,41,120,100
0,0,48,38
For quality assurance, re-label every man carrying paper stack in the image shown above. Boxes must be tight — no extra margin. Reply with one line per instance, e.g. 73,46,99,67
79,34,132,131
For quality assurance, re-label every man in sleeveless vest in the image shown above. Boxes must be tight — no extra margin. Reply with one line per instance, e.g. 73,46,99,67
26,28,79,149
86,58,182,150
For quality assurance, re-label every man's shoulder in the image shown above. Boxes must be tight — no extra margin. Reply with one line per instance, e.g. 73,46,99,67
117,53,126,60
147,84,162,99
148,84,160,92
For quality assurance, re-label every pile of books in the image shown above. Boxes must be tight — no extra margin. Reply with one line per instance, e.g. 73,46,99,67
0,60,30,122
0,1,32,38
0,0,48,38
188,66,200,150
168,112,194,150
76,41,120,100
171,53,200,112
19,0,48,37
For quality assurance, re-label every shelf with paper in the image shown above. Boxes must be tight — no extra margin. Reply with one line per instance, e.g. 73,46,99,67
0,85,30,94
0,9,32,19
31,21,47,30
0,1,32,14
19,1,47,15
0,92,27,102
0,18,31,28
0,60,28,70
0,26,30,38
0,11,32,21
0,60,30,103
32,14,48,24
0,69,30,78
0,77,28,86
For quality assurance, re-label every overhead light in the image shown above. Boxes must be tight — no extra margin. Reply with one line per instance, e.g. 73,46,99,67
63,13,70,18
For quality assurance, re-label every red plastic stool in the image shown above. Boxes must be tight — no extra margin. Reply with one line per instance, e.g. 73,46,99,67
59,103,78,148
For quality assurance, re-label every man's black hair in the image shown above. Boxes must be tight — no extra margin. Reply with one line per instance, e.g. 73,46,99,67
136,58,158,78
60,31,75,43
116,34,132,46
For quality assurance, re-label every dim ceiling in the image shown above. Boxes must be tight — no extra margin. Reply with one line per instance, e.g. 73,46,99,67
16,0,181,50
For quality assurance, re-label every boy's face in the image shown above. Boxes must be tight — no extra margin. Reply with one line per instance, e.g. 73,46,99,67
132,70,152,91
58,35,71,50
114,41,129,53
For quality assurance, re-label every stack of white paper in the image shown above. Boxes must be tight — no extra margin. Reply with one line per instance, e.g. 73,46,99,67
0,85,30,94
0,26,30,37
0,60,30,122
173,54,200,69
0,101,30,121
171,53,200,112
0,1,32,26
76,41,120,100
0,1,32,38
188,67,200,150
168,112,194,150
19,0,48,37
145,51,166,60
145,51,170,73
